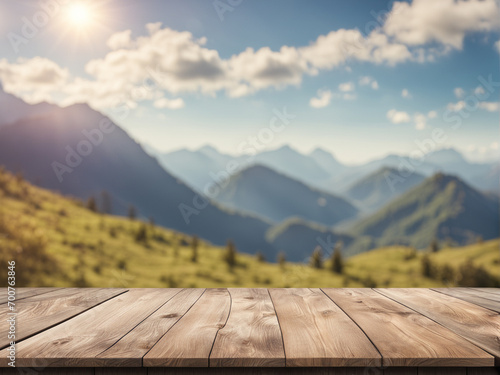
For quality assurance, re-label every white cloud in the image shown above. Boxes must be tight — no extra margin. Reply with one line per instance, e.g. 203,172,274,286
427,110,437,118
448,100,499,112
474,86,486,96
107,30,132,50
491,141,499,150
309,89,332,108
454,87,465,98
387,109,411,124
414,112,427,130
496,40,500,53
0,57,69,104
447,101,466,112
153,97,185,109
359,76,378,90
401,88,411,98
479,102,499,112
299,29,412,69
339,81,355,92
383,0,500,49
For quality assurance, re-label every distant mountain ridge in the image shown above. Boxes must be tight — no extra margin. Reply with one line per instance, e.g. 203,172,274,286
0,92,367,261
343,166,426,213
215,164,359,226
0,84,56,126
0,102,277,257
350,173,499,249
1,89,497,262
150,143,498,196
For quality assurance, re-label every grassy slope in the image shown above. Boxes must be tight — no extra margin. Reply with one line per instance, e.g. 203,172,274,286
0,168,498,288
350,173,499,249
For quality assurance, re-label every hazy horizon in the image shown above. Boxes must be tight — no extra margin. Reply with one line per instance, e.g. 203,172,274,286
144,141,499,166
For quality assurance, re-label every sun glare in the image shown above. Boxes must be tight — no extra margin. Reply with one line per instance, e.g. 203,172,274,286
66,2,92,28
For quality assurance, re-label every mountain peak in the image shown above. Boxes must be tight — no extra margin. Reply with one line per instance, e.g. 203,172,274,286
427,148,466,164
198,144,219,153
310,147,333,157
430,172,464,187
275,144,297,153
63,102,94,112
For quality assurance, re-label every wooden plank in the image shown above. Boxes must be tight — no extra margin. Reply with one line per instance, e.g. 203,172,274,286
0,288,127,348
451,288,500,302
432,288,500,313
144,288,231,367
269,288,381,367
376,288,500,365
210,288,285,367
0,287,60,304
97,288,205,366
0,289,180,367
322,288,494,367
469,288,500,296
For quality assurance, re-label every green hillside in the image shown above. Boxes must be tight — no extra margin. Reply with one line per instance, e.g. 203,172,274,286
350,173,499,249
344,166,425,212
0,167,498,288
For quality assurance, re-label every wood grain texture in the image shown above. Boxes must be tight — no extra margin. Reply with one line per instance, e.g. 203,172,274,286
449,288,500,302
432,288,500,313
269,288,381,367
469,288,500,296
144,288,231,367
0,288,126,348
97,288,204,366
322,288,494,367
0,289,180,367
0,287,60,304
210,288,285,367
376,288,500,365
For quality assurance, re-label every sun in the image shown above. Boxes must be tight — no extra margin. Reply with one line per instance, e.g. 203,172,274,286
65,2,92,28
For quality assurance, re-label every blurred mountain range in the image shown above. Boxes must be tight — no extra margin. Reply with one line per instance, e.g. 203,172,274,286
0,87,498,261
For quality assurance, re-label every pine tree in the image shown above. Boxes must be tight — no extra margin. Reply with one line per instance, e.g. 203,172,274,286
191,235,199,263
421,254,435,278
277,252,286,269
429,237,440,253
225,240,237,268
135,223,148,244
310,246,323,269
330,243,344,274
86,196,98,212
128,205,137,220
100,190,112,214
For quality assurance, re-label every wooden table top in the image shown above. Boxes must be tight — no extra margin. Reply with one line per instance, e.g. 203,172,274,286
1,288,499,370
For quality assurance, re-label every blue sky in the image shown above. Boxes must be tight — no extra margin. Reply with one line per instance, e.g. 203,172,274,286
0,0,499,164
